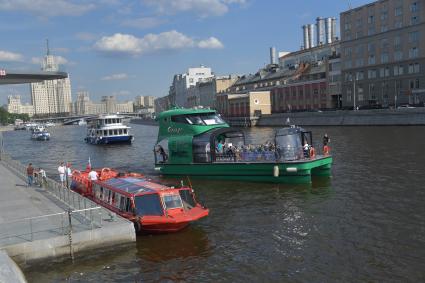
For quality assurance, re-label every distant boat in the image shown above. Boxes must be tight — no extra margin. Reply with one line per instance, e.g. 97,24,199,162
78,119,87,126
84,114,133,145
31,126,50,141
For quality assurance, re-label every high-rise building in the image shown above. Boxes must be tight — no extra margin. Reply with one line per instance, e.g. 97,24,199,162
31,43,72,116
340,0,425,108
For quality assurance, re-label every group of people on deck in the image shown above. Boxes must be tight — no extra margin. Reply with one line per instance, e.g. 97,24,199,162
302,133,331,158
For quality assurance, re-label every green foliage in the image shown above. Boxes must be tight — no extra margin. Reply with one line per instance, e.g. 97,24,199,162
0,107,30,125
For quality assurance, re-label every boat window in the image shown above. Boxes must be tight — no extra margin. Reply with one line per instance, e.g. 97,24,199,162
134,194,164,216
163,194,183,209
99,187,103,199
109,130,113,135
114,129,118,135
124,129,127,134
201,114,225,125
104,130,107,136
118,129,122,135
179,189,196,207
103,189,110,202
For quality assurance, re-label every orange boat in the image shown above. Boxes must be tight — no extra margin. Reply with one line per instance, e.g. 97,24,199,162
71,167,209,233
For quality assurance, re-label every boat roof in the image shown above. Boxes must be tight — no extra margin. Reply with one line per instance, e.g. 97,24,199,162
156,107,216,121
97,177,178,195
96,114,125,119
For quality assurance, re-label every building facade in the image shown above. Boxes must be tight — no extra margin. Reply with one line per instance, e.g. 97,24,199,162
216,91,271,118
340,0,425,108
168,66,214,107
30,50,72,116
74,92,133,115
6,95,34,116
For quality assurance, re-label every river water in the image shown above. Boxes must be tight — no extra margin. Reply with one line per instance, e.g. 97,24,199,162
3,125,425,282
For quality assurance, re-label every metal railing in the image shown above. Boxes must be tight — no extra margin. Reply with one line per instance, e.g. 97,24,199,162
0,145,122,250
0,207,101,247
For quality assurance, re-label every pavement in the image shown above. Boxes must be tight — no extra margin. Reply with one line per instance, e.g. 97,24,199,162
0,162,80,246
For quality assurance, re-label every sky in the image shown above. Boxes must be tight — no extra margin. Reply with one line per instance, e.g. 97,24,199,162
0,0,372,105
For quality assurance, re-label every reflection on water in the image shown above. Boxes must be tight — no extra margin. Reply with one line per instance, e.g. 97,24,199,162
4,125,425,282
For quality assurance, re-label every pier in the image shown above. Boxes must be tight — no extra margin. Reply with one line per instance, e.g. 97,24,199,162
0,149,135,267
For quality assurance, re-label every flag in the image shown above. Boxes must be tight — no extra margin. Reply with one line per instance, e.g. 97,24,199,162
86,157,91,172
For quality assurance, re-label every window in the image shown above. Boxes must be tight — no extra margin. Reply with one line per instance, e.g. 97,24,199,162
344,47,352,57
381,25,388,32
381,53,389,63
368,15,375,24
409,31,420,42
394,51,403,61
368,27,375,35
163,194,183,209
409,63,420,74
368,69,377,79
395,6,403,16
409,47,419,58
134,194,164,216
411,2,419,12
357,71,364,80
411,16,420,25
368,43,375,53
368,55,376,65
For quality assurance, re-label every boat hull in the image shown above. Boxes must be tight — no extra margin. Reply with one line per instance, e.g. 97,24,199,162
155,156,333,184
85,135,133,145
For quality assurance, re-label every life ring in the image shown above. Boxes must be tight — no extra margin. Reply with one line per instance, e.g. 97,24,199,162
309,147,316,159
99,168,112,180
128,172,144,178
323,145,330,156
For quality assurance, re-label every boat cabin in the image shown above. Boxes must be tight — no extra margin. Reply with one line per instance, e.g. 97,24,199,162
155,107,317,165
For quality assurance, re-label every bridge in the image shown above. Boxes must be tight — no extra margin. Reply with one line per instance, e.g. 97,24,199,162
33,113,144,124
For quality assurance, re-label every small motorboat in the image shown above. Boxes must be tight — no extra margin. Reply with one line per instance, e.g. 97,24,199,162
71,167,209,233
31,126,50,141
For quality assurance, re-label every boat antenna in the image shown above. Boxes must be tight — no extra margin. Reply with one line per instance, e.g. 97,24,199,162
186,176,193,189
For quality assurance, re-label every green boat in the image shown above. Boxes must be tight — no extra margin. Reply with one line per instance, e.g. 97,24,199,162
154,107,332,183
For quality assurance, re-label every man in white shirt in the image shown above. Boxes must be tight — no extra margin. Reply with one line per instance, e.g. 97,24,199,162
88,169,98,181
58,163,65,186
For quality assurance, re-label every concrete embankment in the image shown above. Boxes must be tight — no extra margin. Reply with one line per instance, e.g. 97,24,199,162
0,152,136,268
257,108,425,126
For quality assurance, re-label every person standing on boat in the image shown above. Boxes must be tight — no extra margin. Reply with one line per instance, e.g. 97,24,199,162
303,141,310,158
156,145,168,163
323,133,330,146
58,162,65,187
26,163,34,187
88,169,98,181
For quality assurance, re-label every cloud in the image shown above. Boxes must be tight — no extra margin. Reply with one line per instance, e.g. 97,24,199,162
143,0,245,17
31,55,70,65
0,0,95,17
0,50,24,62
121,17,165,29
101,73,128,81
94,30,224,55
198,37,224,49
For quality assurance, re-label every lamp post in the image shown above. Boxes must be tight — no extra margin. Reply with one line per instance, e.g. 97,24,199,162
353,73,357,110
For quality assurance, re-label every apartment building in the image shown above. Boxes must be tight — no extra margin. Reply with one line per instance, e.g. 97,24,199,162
340,0,425,108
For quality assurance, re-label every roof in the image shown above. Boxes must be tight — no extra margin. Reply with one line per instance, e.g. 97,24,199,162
100,177,172,195
0,69,68,85
157,107,216,120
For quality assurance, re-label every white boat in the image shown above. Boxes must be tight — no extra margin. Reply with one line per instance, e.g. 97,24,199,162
31,126,50,141
84,114,133,145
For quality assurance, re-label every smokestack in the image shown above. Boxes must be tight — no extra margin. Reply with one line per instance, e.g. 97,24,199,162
308,24,315,48
332,18,337,41
316,17,325,45
302,25,310,49
325,17,333,44
270,47,277,64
